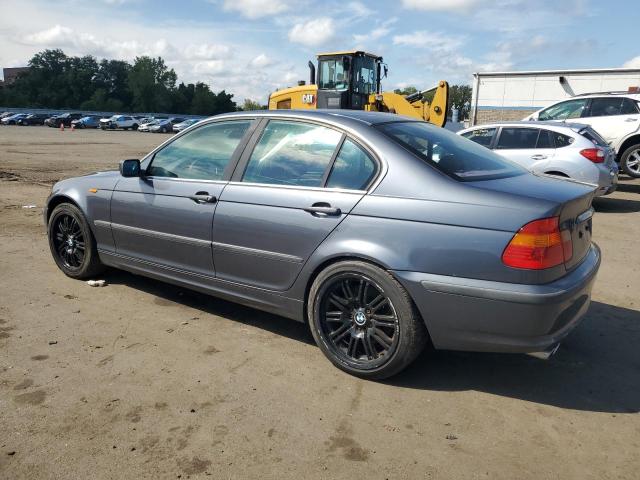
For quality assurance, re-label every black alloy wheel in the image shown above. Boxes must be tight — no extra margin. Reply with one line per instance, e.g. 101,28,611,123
319,274,399,367
308,261,428,379
48,203,104,279
51,213,86,270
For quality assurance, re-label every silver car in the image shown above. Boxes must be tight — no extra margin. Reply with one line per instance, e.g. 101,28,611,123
458,122,618,196
45,110,600,379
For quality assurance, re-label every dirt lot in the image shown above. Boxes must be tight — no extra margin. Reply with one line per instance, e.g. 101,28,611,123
1,126,639,479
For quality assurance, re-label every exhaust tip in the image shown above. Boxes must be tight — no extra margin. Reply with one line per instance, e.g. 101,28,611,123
526,343,560,360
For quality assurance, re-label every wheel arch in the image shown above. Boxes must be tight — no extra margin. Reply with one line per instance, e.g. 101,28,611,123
617,134,640,160
301,254,429,341
46,194,83,224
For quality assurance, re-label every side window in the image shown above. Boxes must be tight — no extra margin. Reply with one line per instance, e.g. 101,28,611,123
538,99,587,121
242,121,342,187
496,128,539,149
621,98,640,115
326,139,376,190
536,129,554,149
147,121,251,180
588,98,623,117
461,128,497,148
552,132,574,148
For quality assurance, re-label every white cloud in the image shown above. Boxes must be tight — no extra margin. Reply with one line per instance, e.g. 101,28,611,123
393,31,464,52
288,17,335,47
183,43,231,60
401,0,480,11
353,18,396,44
623,56,640,69
249,53,273,68
222,0,291,19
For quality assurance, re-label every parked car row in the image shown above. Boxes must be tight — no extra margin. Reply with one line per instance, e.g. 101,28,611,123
0,111,201,133
458,90,640,195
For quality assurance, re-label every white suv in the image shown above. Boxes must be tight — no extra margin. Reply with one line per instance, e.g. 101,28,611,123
100,115,139,131
524,93,640,177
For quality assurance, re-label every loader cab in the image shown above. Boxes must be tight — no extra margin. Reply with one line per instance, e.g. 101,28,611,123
315,51,383,110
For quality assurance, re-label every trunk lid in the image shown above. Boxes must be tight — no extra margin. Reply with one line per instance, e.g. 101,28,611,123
469,172,596,272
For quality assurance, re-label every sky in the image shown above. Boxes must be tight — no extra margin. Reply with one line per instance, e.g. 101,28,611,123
1,0,639,103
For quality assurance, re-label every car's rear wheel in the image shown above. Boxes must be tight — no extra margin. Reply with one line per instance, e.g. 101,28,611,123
132,124,138,130
48,203,104,279
620,144,640,178
308,261,427,379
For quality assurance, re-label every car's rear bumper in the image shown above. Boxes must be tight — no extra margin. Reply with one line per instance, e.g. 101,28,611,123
594,162,618,196
393,243,600,354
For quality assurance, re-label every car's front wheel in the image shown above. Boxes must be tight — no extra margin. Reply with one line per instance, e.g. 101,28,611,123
620,144,640,178
48,203,104,279
308,261,427,379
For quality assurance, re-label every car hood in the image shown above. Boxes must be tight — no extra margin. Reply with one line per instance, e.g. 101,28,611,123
52,170,121,195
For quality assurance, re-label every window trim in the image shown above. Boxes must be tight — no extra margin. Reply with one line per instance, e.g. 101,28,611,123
141,118,260,182
231,118,381,192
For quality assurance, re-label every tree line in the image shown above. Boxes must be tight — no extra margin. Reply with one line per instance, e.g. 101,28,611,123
0,49,239,115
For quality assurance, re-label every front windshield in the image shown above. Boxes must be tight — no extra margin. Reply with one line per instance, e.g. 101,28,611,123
318,59,347,90
352,55,377,94
377,122,526,182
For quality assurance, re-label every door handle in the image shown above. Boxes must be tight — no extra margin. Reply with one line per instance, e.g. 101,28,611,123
189,192,217,204
531,154,547,160
304,202,342,216
625,118,638,122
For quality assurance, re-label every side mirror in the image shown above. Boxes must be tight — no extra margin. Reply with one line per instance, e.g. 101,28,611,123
119,159,141,177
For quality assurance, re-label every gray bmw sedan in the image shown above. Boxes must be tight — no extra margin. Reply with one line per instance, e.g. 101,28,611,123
45,110,600,379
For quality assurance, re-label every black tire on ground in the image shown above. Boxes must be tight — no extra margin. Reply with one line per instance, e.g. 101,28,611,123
620,143,640,178
47,203,104,279
132,124,138,130
307,260,428,380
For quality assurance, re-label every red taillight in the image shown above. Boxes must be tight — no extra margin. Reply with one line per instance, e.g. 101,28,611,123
580,148,605,163
502,217,573,270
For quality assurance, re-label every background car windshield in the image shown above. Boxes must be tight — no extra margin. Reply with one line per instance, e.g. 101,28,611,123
378,122,525,181
538,99,587,120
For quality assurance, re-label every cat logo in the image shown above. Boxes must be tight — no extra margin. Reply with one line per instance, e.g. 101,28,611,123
302,94,315,104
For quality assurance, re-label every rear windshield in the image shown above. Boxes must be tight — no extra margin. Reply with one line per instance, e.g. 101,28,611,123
377,122,526,181
579,127,608,147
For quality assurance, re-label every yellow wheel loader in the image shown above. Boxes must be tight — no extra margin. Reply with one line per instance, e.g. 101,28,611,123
268,51,449,127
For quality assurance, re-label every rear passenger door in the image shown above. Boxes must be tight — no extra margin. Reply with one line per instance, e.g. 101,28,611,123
494,127,555,173
212,119,378,291
582,97,640,145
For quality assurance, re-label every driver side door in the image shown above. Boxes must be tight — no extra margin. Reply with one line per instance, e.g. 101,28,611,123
109,119,255,279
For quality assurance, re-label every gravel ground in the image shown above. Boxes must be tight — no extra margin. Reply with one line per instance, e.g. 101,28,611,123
1,125,639,479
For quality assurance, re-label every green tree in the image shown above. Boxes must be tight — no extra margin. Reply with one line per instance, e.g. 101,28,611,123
449,84,472,120
393,86,418,96
128,56,177,112
239,98,265,111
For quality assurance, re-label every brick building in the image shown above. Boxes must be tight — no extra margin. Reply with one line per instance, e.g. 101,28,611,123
470,68,640,126
1,67,30,86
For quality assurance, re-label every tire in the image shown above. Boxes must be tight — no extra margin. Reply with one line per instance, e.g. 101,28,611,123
307,260,427,380
132,124,138,131
620,143,640,178
48,203,104,279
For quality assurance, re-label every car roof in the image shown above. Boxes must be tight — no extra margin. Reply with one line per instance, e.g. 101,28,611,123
209,109,419,126
570,92,640,100
460,121,589,133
